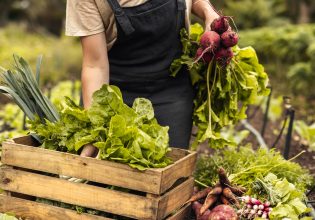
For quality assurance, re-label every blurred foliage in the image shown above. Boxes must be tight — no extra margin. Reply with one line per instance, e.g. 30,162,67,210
0,24,81,85
211,0,315,29
0,0,66,35
239,24,315,98
294,120,315,152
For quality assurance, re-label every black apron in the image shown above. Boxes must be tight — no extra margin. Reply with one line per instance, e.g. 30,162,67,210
106,0,194,148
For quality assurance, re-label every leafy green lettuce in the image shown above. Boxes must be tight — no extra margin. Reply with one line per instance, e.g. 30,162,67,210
30,85,172,170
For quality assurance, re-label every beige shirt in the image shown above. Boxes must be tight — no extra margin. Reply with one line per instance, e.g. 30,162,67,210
66,0,192,50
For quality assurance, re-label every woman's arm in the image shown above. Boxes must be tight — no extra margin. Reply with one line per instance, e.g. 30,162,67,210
81,32,109,108
80,32,109,157
191,0,220,30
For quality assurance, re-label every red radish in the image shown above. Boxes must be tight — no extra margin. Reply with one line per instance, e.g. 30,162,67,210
200,31,221,51
221,30,239,48
215,47,234,65
211,16,230,34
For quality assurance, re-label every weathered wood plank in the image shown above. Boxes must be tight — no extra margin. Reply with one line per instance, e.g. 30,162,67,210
166,148,189,162
2,141,161,194
166,203,191,220
0,194,110,220
12,135,40,147
0,167,158,219
160,152,197,193
157,178,194,220
2,138,196,195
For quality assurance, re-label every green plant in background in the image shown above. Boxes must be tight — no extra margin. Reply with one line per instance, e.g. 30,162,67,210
0,213,20,220
0,104,24,130
240,24,315,98
294,120,315,152
194,146,313,192
0,24,81,85
220,125,250,145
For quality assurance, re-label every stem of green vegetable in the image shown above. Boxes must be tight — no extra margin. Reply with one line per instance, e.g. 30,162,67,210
195,179,209,188
206,60,213,132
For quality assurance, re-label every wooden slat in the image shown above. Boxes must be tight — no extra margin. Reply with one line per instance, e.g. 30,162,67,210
166,148,189,162
12,135,40,146
2,141,161,194
0,167,158,219
166,203,191,220
157,178,194,220
0,194,110,220
2,138,196,195
159,152,197,193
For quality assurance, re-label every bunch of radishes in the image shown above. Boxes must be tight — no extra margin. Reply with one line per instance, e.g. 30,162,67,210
196,16,239,66
238,196,272,219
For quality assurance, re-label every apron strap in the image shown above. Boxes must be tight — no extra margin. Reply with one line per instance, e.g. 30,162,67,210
106,0,135,36
177,0,186,11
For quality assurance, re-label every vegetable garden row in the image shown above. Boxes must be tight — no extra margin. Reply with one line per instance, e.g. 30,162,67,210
0,17,314,220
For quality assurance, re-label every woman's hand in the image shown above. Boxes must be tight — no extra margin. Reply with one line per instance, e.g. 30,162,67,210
192,0,220,31
80,32,108,158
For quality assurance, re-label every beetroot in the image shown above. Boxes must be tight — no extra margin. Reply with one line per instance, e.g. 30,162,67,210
200,210,211,220
203,52,214,63
215,47,234,66
193,201,203,219
200,31,221,51
211,17,230,34
196,47,203,58
192,202,212,220
221,30,239,48
196,47,214,63
208,205,237,220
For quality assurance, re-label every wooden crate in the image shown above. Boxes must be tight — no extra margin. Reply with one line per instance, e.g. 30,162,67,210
0,136,196,220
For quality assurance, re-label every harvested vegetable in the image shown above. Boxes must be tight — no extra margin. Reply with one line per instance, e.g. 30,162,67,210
238,196,272,219
187,186,212,203
200,31,221,51
210,16,230,34
218,167,231,187
30,85,172,170
171,22,270,149
200,193,218,215
194,146,314,193
222,187,239,207
1,56,172,170
189,167,245,218
220,195,231,205
252,173,310,219
221,30,239,48
192,202,212,220
208,205,238,220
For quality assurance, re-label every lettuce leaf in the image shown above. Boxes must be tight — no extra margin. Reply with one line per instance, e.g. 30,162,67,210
31,84,172,170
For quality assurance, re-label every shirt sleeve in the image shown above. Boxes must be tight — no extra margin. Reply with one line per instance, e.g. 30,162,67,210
65,0,105,36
